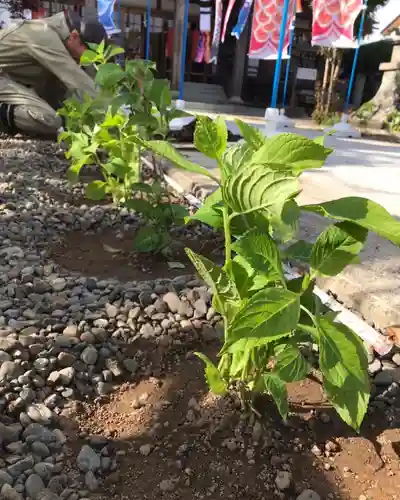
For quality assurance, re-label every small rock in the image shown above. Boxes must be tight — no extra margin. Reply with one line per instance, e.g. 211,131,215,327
392,353,400,367
0,422,21,444
25,473,45,499
27,404,53,425
81,346,98,365
139,444,152,456
368,359,382,375
7,455,35,477
297,490,321,500
374,370,393,386
84,471,99,491
0,361,22,382
51,278,67,292
0,470,13,487
162,292,181,313
311,444,322,456
275,470,291,491
77,445,101,472
22,424,55,444
57,352,76,367
58,367,75,385
31,441,50,458
159,479,176,492
123,358,138,374
252,421,263,442
106,304,118,318
1,483,23,500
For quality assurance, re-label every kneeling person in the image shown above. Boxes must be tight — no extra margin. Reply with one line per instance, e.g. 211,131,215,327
0,9,106,138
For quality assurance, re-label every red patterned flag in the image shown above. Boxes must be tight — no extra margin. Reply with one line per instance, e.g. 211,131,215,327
311,0,363,48
249,0,295,60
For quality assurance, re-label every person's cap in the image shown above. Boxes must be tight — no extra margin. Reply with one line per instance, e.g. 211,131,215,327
79,18,108,45
66,10,107,45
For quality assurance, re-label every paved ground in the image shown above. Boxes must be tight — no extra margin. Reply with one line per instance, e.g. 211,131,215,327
167,126,400,330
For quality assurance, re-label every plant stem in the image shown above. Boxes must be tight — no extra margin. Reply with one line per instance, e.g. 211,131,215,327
300,305,319,331
223,206,232,264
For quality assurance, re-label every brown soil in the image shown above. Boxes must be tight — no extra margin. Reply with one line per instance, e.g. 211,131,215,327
50,227,224,282
61,343,400,500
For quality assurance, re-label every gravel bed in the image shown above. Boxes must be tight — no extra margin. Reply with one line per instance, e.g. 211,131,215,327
0,137,398,500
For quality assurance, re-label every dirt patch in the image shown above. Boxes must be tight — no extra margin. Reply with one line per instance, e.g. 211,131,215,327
63,346,400,500
50,226,224,282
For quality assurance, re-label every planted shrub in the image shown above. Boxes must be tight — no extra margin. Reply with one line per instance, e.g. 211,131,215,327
143,116,400,431
58,42,189,255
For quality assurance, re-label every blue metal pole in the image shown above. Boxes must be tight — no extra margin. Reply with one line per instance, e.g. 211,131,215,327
270,0,291,109
282,19,295,109
178,0,190,101
145,0,151,61
344,1,367,113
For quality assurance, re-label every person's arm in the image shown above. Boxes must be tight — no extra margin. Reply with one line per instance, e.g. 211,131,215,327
27,27,97,100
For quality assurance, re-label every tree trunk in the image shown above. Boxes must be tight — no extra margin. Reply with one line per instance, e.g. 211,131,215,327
320,56,330,111
326,49,342,113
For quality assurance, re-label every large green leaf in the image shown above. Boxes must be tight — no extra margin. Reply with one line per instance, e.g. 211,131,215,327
224,165,300,215
232,229,285,284
225,258,254,299
95,63,126,88
149,79,171,111
317,316,369,430
185,188,224,229
234,119,266,150
323,378,370,433
283,240,313,263
194,116,227,160
229,348,252,377
145,141,219,182
311,221,367,276
222,142,253,175
133,226,162,252
251,133,332,172
195,353,227,395
273,344,311,382
302,197,400,247
86,180,107,200
268,199,300,243
228,288,300,342
263,373,289,419
318,316,369,389
231,255,271,293
80,49,98,65
185,249,239,321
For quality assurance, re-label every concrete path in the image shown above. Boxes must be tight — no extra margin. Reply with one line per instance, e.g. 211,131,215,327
166,128,400,330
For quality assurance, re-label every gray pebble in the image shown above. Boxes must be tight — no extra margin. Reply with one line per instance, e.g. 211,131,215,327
77,445,100,472
275,470,291,490
1,483,23,500
84,471,99,491
25,473,45,499
80,346,98,365
297,490,321,500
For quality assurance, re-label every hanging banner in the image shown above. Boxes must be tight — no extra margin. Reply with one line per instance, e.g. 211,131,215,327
32,8,47,19
311,0,363,48
210,0,223,63
98,0,120,35
248,0,295,60
231,0,254,39
221,0,236,43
